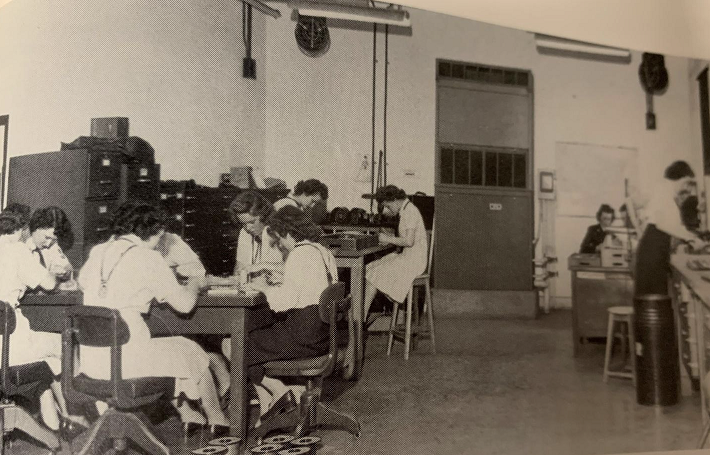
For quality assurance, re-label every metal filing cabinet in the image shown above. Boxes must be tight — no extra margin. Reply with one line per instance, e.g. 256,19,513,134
159,183,289,276
7,148,159,269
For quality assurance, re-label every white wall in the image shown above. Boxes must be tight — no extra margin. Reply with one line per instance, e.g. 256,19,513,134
262,6,697,305
0,0,266,186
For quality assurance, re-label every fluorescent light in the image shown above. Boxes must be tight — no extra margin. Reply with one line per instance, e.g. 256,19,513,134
242,0,281,19
535,34,630,58
289,1,411,27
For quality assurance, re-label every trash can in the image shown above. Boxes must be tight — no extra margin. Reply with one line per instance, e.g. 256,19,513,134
634,294,679,406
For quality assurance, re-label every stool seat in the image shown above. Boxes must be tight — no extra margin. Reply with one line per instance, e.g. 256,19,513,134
608,306,634,316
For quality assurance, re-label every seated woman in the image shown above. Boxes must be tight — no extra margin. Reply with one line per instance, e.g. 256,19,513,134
579,204,615,254
363,185,428,318
0,212,86,433
274,179,329,212
222,206,337,416
26,207,75,282
229,191,285,282
77,203,228,436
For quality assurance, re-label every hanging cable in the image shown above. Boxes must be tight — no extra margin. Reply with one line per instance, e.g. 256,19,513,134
383,24,389,186
370,23,377,213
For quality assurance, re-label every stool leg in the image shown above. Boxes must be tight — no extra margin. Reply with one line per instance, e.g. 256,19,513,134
628,316,637,387
412,286,420,352
387,302,399,356
425,280,436,354
619,322,628,367
404,288,414,361
603,313,615,383
698,421,710,449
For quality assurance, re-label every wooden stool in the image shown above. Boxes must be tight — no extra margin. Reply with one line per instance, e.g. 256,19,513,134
603,306,637,385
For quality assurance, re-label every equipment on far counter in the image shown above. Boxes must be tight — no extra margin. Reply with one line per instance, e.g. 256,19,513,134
319,232,379,252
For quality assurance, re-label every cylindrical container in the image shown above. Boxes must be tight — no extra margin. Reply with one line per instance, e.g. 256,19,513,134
209,437,242,455
277,448,311,455
634,294,679,406
250,443,284,455
192,446,228,455
262,435,295,445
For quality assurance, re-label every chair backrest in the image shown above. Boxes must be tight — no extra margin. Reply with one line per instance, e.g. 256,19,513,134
317,282,349,378
62,306,131,404
0,301,17,396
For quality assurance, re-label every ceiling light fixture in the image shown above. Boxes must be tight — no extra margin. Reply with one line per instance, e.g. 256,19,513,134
289,1,410,27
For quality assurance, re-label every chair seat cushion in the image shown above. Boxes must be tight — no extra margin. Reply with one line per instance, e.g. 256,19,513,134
73,374,174,401
7,361,54,387
264,355,330,377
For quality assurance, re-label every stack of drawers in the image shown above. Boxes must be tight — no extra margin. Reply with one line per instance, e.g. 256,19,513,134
7,148,160,268
160,183,290,276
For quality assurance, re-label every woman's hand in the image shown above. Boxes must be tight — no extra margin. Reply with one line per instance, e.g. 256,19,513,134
690,238,708,252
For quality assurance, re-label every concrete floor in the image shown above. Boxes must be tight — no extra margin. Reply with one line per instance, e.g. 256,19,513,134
8,310,704,455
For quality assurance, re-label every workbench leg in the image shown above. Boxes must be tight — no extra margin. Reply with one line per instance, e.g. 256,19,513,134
229,308,248,448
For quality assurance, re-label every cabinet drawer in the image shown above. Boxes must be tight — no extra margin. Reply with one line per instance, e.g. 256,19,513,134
84,199,118,244
124,163,160,201
87,151,122,199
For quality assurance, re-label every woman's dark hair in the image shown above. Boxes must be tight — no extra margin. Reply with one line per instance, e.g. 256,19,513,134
110,202,167,241
267,206,323,243
3,203,31,227
228,191,274,225
29,206,74,250
596,204,615,222
293,179,328,200
665,161,695,181
375,185,407,203
0,213,24,236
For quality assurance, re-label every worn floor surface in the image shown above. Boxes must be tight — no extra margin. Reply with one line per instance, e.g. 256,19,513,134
8,310,703,455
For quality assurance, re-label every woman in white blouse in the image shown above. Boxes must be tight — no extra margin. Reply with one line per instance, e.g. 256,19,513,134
635,161,707,296
228,191,285,282
78,203,229,436
223,206,337,412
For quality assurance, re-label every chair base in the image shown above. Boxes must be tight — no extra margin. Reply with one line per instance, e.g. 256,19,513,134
72,409,169,455
1,403,60,455
253,401,360,442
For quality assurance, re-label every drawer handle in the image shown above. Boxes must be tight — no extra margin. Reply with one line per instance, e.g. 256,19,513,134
185,237,195,242
185,210,197,214
96,227,109,232
185,223,195,228
99,180,113,185
136,178,151,183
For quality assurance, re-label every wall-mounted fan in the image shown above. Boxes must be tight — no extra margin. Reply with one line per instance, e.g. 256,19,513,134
295,14,330,57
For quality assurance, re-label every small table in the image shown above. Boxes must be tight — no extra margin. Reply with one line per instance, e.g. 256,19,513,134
20,290,264,447
333,244,397,380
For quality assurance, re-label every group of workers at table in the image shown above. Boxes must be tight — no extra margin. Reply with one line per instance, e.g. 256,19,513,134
0,179,428,439
579,160,708,298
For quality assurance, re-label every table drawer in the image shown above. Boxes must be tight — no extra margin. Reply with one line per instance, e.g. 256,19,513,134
87,151,122,199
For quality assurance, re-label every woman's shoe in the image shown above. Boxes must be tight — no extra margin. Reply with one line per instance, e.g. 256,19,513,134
209,424,230,439
183,422,205,443
59,416,89,442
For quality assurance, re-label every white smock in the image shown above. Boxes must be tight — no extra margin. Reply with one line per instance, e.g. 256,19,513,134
0,239,62,373
78,235,210,399
366,201,428,302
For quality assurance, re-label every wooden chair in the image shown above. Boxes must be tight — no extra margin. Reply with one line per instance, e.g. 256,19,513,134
0,301,60,455
62,306,175,455
252,282,361,441
386,221,437,360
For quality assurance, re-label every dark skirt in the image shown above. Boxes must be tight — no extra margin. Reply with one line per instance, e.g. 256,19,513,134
634,223,671,296
246,305,328,383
